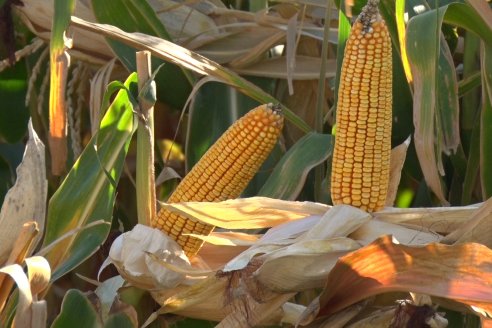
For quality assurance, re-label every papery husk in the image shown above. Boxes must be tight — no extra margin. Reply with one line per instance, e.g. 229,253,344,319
106,224,192,290
298,235,492,325
105,196,492,326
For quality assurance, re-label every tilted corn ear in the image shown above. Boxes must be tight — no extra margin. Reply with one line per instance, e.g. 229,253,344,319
331,0,392,212
153,104,284,257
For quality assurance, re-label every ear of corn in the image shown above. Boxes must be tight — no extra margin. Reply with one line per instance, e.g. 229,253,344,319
331,0,392,212
153,104,284,257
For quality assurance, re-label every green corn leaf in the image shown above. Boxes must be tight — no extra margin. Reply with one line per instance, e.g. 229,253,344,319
259,133,333,200
42,74,137,281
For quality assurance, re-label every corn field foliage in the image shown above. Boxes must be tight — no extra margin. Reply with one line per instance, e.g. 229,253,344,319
0,0,492,327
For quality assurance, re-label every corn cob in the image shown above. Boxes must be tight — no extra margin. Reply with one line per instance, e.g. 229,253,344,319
153,104,284,257
331,0,392,212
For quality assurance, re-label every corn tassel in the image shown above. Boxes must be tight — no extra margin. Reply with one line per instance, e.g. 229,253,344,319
154,104,284,256
331,0,392,212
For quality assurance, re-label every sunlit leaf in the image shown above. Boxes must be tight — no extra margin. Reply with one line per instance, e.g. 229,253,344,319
300,236,492,323
42,74,137,281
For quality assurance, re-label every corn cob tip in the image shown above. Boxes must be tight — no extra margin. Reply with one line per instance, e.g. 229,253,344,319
268,103,282,115
358,0,382,34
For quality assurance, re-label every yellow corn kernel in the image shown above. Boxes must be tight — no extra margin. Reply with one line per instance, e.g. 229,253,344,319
153,104,284,257
331,0,392,212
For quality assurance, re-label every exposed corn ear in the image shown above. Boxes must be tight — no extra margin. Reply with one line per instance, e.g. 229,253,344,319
331,0,392,212
154,104,284,256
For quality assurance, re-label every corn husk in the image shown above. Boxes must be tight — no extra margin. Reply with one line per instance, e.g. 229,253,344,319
105,196,492,326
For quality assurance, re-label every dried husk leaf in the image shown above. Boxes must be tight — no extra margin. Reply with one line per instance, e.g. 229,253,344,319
299,235,492,325
223,205,366,272
350,219,442,246
373,205,479,234
314,301,370,328
189,231,260,246
0,222,39,312
161,197,328,230
0,256,50,328
442,195,492,247
386,136,411,206
147,0,219,41
256,238,360,292
0,121,46,265
25,256,51,296
215,292,294,328
108,224,191,290
0,263,33,327
345,306,396,327
153,275,228,321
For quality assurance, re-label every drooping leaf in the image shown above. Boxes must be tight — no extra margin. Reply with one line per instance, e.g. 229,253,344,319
70,16,311,133
91,0,193,109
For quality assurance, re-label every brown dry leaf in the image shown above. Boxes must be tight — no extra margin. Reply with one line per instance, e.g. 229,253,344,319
299,235,492,324
386,136,411,207
0,121,46,265
442,196,492,247
161,197,328,229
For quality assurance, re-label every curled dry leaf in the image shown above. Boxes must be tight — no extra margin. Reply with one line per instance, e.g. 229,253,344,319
0,120,46,265
299,235,492,325
0,256,50,328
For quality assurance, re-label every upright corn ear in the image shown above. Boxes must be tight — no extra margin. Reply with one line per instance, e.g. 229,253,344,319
153,104,284,257
331,0,392,212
